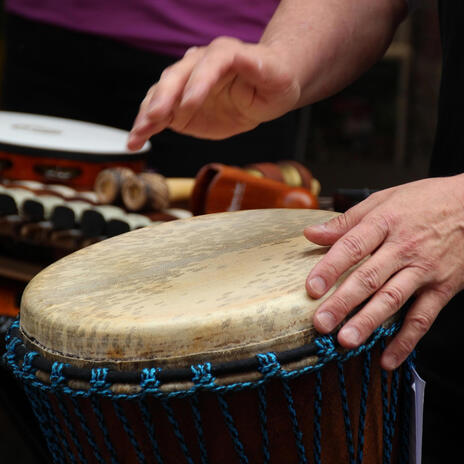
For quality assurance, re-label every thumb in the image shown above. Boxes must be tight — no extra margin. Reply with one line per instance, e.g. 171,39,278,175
304,194,381,245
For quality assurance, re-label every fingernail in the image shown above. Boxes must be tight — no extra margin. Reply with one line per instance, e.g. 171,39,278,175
340,326,360,346
382,353,399,371
310,223,328,232
315,311,336,332
127,135,140,151
308,276,327,295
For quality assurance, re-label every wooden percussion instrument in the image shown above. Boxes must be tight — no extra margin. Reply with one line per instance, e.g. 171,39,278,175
190,163,319,215
6,209,412,464
120,173,195,212
0,111,149,189
0,187,35,216
94,167,136,205
244,160,321,197
50,201,94,230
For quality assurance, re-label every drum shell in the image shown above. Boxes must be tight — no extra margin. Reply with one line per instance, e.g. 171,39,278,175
37,344,405,464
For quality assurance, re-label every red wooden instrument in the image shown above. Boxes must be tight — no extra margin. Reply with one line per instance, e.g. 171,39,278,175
0,111,149,190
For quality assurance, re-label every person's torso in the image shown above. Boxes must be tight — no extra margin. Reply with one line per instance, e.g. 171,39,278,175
4,0,279,57
417,1,464,376
430,0,464,176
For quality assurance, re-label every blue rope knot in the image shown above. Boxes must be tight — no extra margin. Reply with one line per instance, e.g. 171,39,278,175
140,368,161,393
256,352,281,379
4,319,20,344
191,363,216,388
315,335,337,362
22,351,40,374
89,368,111,394
3,336,22,365
50,362,67,388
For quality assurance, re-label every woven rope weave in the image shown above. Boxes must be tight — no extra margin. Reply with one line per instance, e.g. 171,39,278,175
3,319,412,464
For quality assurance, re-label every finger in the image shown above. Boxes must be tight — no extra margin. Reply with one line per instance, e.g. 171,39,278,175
127,48,204,148
127,87,159,151
334,266,423,347
380,289,447,370
312,243,406,334
127,107,174,150
171,38,247,132
306,212,391,298
304,191,385,246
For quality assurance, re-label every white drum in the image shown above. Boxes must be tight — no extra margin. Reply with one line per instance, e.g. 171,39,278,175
0,111,150,189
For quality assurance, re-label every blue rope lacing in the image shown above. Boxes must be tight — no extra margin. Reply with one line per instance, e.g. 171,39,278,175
3,320,410,464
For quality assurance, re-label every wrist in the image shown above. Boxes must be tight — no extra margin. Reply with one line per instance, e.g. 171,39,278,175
259,0,408,109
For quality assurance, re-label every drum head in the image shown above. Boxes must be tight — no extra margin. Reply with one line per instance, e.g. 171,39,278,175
0,111,150,160
20,209,351,368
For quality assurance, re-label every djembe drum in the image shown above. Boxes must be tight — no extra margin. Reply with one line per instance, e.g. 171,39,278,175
4,209,413,464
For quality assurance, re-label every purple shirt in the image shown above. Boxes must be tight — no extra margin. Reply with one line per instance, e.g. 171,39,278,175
5,0,279,57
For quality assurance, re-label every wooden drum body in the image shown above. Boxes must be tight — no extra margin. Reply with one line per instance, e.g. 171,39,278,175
5,210,412,464
0,112,149,190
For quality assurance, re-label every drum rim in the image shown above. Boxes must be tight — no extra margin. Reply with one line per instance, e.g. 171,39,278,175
6,302,408,393
9,321,320,384
0,142,148,162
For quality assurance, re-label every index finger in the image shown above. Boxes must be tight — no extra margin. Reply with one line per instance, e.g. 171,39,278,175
127,47,204,150
306,213,391,298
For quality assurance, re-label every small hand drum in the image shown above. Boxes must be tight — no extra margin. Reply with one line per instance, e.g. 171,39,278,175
5,209,413,464
0,111,149,189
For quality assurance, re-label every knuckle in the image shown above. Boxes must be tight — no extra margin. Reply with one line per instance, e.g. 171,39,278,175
432,283,455,302
160,66,176,79
184,46,198,56
413,257,436,275
378,211,398,228
366,213,390,237
329,294,352,318
340,234,365,261
322,261,341,282
378,285,405,309
355,266,382,293
394,336,416,359
367,190,383,202
407,313,433,337
332,212,351,232
211,36,239,49
356,312,380,334
399,237,421,262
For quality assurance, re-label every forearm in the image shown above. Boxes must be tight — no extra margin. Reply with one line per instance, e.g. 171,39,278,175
260,0,407,107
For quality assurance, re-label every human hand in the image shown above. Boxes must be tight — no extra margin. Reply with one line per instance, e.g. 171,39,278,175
304,175,464,370
127,38,300,150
